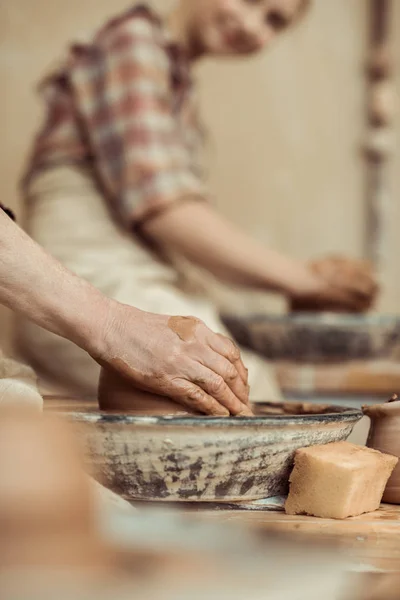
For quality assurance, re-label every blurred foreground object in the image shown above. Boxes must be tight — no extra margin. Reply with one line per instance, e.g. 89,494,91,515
0,407,135,599
0,406,354,600
0,408,111,571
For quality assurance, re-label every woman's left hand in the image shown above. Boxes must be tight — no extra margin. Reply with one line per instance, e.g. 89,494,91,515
290,256,379,313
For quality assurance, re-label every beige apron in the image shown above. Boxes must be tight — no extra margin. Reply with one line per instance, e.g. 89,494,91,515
18,165,282,402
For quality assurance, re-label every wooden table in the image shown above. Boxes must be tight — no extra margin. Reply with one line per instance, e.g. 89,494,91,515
182,503,400,572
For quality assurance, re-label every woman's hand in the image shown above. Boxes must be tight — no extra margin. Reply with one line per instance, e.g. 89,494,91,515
290,256,379,313
91,300,251,417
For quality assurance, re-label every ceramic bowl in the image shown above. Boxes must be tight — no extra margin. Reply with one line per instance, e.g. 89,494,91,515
62,402,362,503
222,313,400,363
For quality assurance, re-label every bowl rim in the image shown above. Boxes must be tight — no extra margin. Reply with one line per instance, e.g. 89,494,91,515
64,403,363,427
222,312,400,327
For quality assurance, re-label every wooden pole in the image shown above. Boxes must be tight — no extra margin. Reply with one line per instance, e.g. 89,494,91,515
364,0,394,266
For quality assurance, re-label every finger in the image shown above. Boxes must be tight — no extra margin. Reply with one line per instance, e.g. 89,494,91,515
170,380,231,416
313,259,375,297
311,258,340,281
349,258,374,276
353,270,379,295
324,260,378,300
215,334,249,391
181,364,253,416
328,285,373,312
212,336,251,405
315,284,361,311
233,358,250,404
292,285,371,313
183,346,249,405
332,271,377,301
207,333,249,386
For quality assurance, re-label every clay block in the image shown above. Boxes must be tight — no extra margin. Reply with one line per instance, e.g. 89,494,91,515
285,442,398,519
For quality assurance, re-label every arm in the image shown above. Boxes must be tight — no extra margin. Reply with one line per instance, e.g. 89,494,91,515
0,210,250,416
143,201,378,310
0,209,106,351
143,201,321,297
70,17,206,228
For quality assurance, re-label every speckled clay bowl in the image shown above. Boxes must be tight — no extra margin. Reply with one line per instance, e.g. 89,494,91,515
64,402,362,503
222,313,400,363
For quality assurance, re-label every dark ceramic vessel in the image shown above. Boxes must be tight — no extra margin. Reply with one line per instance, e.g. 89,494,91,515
222,313,400,363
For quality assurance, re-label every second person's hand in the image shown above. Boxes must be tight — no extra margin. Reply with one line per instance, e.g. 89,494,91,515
290,256,379,313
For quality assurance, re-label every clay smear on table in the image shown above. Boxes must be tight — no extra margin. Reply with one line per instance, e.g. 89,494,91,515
363,394,400,503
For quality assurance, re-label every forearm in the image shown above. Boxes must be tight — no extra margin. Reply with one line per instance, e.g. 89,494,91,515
143,201,320,297
0,211,114,354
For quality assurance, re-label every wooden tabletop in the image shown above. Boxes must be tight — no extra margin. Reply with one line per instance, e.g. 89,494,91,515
181,503,400,572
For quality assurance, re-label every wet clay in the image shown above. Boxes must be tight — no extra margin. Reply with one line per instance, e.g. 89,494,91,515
101,356,163,390
98,367,197,416
363,395,400,503
168,316,198,342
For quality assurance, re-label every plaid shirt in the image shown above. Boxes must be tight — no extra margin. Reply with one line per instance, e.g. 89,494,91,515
24,4,206,228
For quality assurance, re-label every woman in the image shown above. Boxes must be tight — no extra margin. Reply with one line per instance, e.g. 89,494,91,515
19,0,377,400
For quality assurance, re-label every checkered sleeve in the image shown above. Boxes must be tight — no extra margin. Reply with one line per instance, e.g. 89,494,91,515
69,15,206,229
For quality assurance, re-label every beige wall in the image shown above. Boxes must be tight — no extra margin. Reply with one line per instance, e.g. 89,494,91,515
0,0,398,350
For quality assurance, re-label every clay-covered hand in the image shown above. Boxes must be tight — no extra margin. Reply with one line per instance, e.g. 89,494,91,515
290,256,379,313
90,300,251,417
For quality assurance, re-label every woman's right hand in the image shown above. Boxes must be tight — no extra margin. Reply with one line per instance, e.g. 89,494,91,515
90,300,252,417
290,256,379,313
